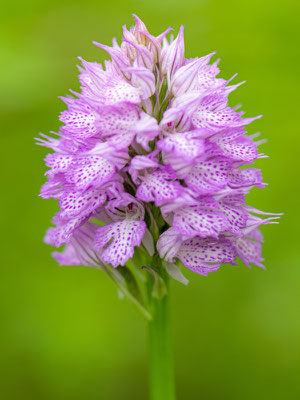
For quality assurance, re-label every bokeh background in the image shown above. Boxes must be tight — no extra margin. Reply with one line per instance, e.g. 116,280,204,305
1,0,299,399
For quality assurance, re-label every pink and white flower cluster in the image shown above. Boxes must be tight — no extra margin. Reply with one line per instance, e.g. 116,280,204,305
38,15,279,278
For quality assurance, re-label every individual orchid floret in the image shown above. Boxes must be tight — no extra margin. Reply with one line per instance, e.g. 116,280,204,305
38,15,280,308
53,222,104,268
94,218,146,267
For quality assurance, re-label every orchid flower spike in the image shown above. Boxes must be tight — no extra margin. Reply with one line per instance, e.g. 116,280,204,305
38,15,280,304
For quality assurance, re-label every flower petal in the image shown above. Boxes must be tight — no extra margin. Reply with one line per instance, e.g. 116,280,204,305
219,203,248,235
173,205,228,238
44,214,89,247
136,166,181,206
177,237,236,275
45,154,73,177
157,132,205,161
229,168,264,188
156,228,183,262
65,156,115,190
53,223,103,267
59,100,98,139
234,237,264,269
96,104,139,149
134,112,160,151
184,157,231,194
59,188,107,218
217,135,258,161
94,219,146,267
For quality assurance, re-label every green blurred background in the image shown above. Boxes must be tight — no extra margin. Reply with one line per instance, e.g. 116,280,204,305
1,0,299,399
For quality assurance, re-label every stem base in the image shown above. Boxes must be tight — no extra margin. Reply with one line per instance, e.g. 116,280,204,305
148,290,176,400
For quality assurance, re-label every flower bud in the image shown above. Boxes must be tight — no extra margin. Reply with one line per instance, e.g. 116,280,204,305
121,25,138,61
123,40,154,70
160,25,185,83
93,41,131,78
133,14,149,45
171,53,215,96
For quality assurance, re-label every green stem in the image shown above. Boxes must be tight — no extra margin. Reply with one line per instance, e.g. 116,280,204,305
103,265,152,321
148,278,176,400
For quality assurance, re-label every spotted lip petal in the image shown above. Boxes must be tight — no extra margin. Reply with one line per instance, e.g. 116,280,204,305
218,202,248,235
65,156,116,190
172,205,228,238
94,219,146,267
177,237,237,276
59,188,107,218
136,166,182,206
234,237,265,269
96,103,139,149
59,100,98,139
184,157,232,194
216,135,258,162
44,214,90,248
44,154,73,177
39,16,279,276
228,168,264,189
157,132,205,161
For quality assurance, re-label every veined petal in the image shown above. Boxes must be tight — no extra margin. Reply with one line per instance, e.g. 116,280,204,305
246,227,264,242
125,40,154,69
93,41,131,77
132,14,149,45
121,25,139,60
160,25,185,83
137,30,162,62
162,152,194,179
160,188,199,214
84,142,130,170
53,223,103,267
156,228,183,262
171,53,215,96
128,66,156,99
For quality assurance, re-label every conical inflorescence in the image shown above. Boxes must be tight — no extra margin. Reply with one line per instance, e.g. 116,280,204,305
38,15,280,281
